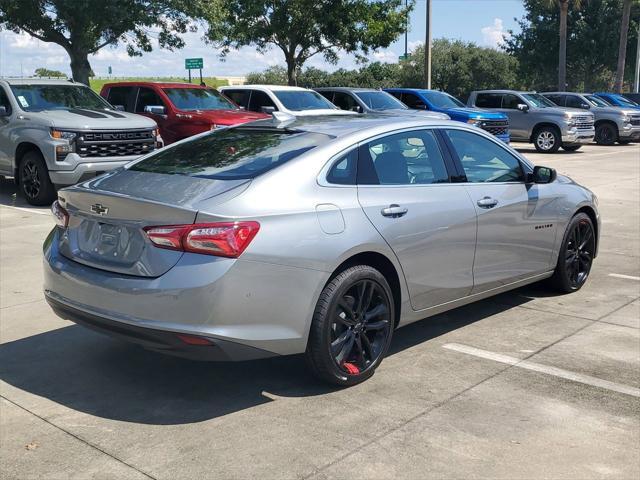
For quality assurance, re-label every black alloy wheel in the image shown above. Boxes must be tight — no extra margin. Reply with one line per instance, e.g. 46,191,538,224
595,123,617,146
550,213,595,293
306,265,394,386
19,151,56,206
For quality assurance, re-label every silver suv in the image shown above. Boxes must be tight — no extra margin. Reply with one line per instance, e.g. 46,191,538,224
0,79,161,205
543,92,640,145
468,90,595,153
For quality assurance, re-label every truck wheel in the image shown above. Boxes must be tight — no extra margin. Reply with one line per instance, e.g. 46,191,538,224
562,145,581,152
19,151,57,206
533,127,561,153
595,123,617,145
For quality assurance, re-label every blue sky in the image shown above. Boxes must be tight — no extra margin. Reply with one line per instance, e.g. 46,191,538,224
1,0,526,78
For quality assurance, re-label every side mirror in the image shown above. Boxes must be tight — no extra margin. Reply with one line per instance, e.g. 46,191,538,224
580,103,591,109
415,102,428,110
350,105,362,113
113,105,126,112
529,165,557,184
0,106,8,117
517,103,529,112
144,105,166,115
261,106,276,114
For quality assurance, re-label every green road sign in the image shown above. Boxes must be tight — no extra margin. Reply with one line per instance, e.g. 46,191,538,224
399,54,411,61
185,58,204,69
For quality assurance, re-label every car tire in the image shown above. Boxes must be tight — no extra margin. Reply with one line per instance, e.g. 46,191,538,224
594,123,618,146
561,145,581,152
549,213,596,293
533,126,561,153
306,265,395,386
19,151,57,206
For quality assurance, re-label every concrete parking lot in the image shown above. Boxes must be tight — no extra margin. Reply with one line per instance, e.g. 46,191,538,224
1,143,638,480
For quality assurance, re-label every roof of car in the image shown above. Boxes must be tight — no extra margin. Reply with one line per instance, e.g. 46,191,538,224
244,113,457,139
314,87,381,93
471,90,536,94
219,85,311,92
1,78,83,86
101,81,209,89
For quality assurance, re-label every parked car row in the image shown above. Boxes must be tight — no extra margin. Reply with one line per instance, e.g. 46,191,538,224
0,77,638,205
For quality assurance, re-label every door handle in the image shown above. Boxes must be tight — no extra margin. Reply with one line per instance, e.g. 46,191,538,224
477,196,499,209
381,204,408,218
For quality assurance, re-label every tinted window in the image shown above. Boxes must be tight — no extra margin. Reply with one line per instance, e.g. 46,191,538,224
544,94,565,106
422,91,465,108
106,87,131,110
475,93,502,108
585,95,609,107
9,84,112,111
445,129,523,183
248,90,276,112
360,130,449,185
0,87,11,114
273,91,336,111
502,94,522,109
522,93,556,108
224,90,250,108
130,128,332,180
355,91,407,110
135,87,165,113
327,149,357,185
565,95,587,109
402,93,427,109
332,92,359,111
317,91,334,102
163,88,235,111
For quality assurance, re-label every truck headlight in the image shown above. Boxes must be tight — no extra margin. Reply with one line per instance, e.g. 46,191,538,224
622,115,631,124
564,116,576,127
467,119,482,127
50,129,77,141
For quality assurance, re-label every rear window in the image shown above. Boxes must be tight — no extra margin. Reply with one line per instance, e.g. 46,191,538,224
129,128,333,180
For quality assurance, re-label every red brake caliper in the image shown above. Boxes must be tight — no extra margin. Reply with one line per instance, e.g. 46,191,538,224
342,362,360,375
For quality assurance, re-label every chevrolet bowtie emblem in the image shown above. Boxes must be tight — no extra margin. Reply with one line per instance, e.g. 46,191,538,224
90,203,109,216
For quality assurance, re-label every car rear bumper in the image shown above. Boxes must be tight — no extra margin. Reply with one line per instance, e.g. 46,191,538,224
43,228,325,358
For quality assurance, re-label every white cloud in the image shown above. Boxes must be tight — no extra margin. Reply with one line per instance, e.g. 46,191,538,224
481,18,509,48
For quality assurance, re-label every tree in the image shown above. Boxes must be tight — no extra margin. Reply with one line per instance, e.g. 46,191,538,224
542,0,582,91
615,0,633,92
0,0,196,86
504,0,640,91
202,0,411,86
34,67,67,78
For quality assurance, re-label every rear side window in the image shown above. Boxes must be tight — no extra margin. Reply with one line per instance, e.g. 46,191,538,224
106,87,131,110
359,130,449,185
445,129,523,183
327,149,357,185
130,128,333,180
475,93,502,108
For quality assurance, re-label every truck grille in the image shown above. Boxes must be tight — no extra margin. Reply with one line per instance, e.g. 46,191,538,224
630,115,640,126
75,129,156,158
574,116,594,130
480,120,509,136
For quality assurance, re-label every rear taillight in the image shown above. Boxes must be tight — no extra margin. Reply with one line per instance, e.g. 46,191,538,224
144,221,260,258
51,200,69,228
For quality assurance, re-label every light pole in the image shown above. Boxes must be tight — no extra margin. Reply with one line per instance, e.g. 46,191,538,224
424,0,432,89
404,0,408,59
635,23,640,93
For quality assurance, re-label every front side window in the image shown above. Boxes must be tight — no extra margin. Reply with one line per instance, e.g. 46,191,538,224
332,92,359,111
248,90,276,112
566,95,587,109
273,91,336,111
421,91,465,109
445,129,524,183
135,87,165,113
359,130,449,185
0,87,12,114
130,128,333,180
163,88,236,111
502,94,523,109
401,93,427,109
355,91,407,110
106,87,132,110
475,93,502,108
9,84,113,112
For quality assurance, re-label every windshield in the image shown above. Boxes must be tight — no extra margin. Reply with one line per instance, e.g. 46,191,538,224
129,128,333,180
522,93,557,108
422,91,466,108
606,94,638,107
163,88,236,111
273,91,336,111
585,95,610,108
9,84,113,112
354,91,407,110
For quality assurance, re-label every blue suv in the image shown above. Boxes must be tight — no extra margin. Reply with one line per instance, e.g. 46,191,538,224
594,93,640,110
385,88,510,143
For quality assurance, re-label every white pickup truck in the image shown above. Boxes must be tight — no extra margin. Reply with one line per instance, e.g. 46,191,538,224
0,78,162,205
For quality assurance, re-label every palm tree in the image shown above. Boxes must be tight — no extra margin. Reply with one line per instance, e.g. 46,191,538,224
544,0,582,91
614,0,633,93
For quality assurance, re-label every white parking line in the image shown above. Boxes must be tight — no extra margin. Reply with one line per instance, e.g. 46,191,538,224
443,343,640,398
0,204,50,216
609,273,640,281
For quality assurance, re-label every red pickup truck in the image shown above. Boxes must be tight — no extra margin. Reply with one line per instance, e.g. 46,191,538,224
100,82,268,144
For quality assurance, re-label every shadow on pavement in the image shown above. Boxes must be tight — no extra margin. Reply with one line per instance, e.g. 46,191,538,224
0,288,552,426
0,176,52,212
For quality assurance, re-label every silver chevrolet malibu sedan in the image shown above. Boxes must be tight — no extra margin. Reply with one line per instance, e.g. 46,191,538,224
44,114,600,385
